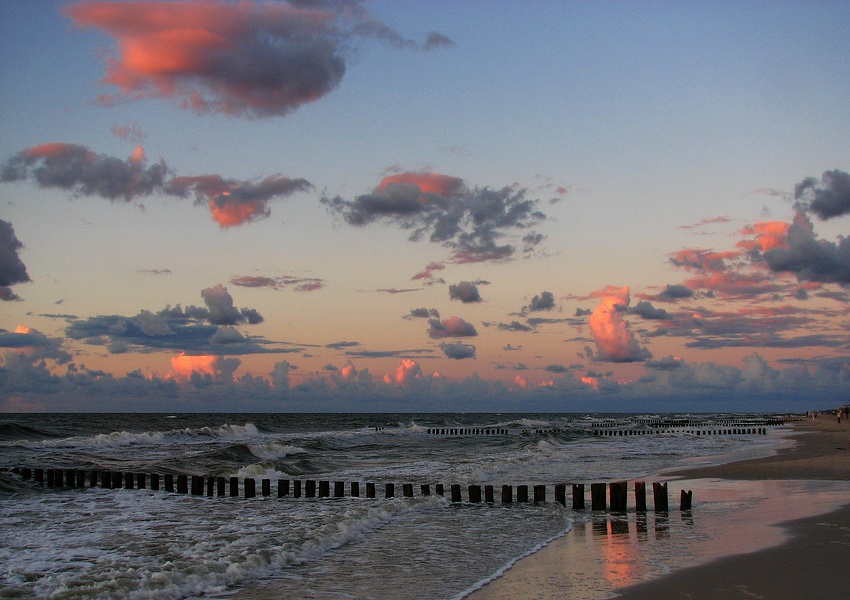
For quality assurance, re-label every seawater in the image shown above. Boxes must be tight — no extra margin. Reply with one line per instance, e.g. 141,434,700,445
0,413,786,599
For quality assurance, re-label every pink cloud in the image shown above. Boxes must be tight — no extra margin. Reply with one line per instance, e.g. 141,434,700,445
588,286,651,362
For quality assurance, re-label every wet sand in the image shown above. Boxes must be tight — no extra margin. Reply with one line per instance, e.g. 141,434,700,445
470,416,850,600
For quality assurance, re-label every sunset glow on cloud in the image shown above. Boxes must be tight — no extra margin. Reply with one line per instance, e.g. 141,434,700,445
1,2,849,411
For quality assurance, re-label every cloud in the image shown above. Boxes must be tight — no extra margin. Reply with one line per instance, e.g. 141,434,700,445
65,0,447,118
111,122,147,143
383,358,423,386
1,142,170,202
167,174,312,227
404,308,440,320
326,340,360,350
323,172,546,262
202,284,264,325
629,300,670,320
423,31,455,51
449,281,482,303
2,143,311,226
588,286,652,362
764,212,850,285
440,342,476,360
527,290,556,312
427,316,478,338
483,320,533,332
0,220,31,301
411,261,445,281
794,169,850,220
230,274,324,292
0,327,72,364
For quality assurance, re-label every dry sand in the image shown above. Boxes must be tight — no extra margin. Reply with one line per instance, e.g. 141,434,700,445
470,416,850,600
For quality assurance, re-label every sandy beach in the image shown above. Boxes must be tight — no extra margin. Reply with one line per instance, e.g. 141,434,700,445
470,416,850,600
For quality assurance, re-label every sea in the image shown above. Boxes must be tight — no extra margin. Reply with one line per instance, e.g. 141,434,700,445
0,412,791,599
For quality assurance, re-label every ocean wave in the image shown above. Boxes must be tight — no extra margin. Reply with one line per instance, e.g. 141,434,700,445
0,422,59,442
246,442,308,461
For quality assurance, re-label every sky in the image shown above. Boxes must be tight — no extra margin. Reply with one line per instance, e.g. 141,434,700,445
1,0,849,413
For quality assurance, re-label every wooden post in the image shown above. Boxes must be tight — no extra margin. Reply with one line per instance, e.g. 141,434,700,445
278,479,289,497
517,485,529,503
305,480,316,498
34,468,44,484
206,477,214,497
450,484,462,503
501,484,513,504
262,479,271,497
46,469,55,488
123,472,133,490
334,481,345,498
151,473,160,491
66,469,76,488
385,483,395,498
293,480,302,498
435,483,444,496
634,481,647,512
366,482,376,499
680,489,693,510
421,484,431,496
318,480,329,497
137,473,146,490
351,482,360,497
403,483,414,498
653,482,668,512
555,484,566,506
229,476,239,497
177,475,188,494
591,483,606,510
610,481,628,512
76,470,86,488
190,476,203,495
217,477,226,497
572,483,585,510
469,485,482,503
89,470,98,488
485,485,494,504
534,485,546,503
244,478,256,498
112,472,122,489
165,474,175,492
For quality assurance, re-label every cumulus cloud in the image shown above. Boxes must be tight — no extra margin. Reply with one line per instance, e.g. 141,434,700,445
0,220,31,301
323,171,546,262
440,342,476,360
588,286,652,362
764,212,850,285
449,281,482,303
230,274,324,292
404,307,440,320
1,143,170,202
427,316,478,338
383,358,423,386
629,300,670,320
1,142,311,226
794,169,850,220
65,0,450,118
527,291,555,312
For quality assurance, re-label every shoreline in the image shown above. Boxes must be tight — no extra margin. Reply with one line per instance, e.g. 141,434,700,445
470,417,850,599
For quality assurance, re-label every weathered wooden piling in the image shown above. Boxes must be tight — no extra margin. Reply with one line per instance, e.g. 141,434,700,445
485,485,494,503
634,481,647,512
229,476,238,497
110,472,122,489
191,476,203,496
137,473,146,490
177,474,188,494
403,483,414,498
46,469,55,487
680,489,693,510
572,483,585,509
293,480,302,498
451,484,462,503
385,483,395,498
516,485,529,503
436,483,444,496
89,470,98,488
244,478,256,498
351,482,360,497
591,483,607,510
125,473,134,490
151,473,160,491
609,481,628,512
278,479,289,497
262,479,271,497
217,476,226,497
318,480,329,497
67,469,77,488
533,485,546,503
469,484,482,503
165,474,175,493
653,482,668,512
421,484,431,496
555,483,566,506
501,484,512,504
366,482,376,499
305,480,316,498
334,481,345,498
206,476,214,497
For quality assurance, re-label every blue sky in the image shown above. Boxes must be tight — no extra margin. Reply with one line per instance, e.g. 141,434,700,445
1,0,849,412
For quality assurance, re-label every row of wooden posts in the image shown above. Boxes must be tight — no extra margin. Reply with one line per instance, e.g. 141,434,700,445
426,426,772,436
11,467,692,511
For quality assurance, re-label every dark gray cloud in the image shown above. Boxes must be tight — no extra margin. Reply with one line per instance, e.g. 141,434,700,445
1,143,170,202
404,308,440,320
230,275,325,292
440,342,476,360
449,281,482,303
0,220,30,301
483,320,533,332
764,213,850,285
323,173,546,263
326,341,360,350
794,169,850,220
0,328,71,363
427,316,478,338
65,0,451,119
528,291,555,312
630,301,670,320
202,284,264,325
526,317,572,327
